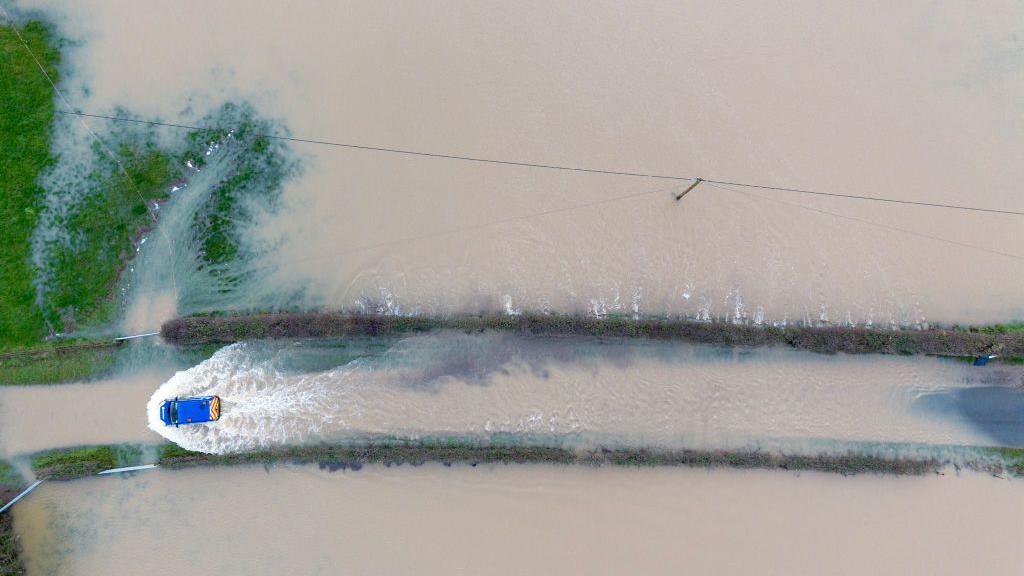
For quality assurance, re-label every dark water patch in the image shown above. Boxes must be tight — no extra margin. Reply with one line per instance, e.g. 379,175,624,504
917,386,1024,447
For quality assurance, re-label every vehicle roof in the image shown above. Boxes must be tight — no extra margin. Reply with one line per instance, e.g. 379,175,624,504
171,396,215,424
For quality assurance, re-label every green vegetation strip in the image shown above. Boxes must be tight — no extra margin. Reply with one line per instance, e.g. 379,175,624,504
156,438,1005,477
0,460,25,576
0,462,21,490
0,341,123,385
19,440,1024,482
988,447,1024,477
162,313,1024,359
30,444,142,481
0,513,24,576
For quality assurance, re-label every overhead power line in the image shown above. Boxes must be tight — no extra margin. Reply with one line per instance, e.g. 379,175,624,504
57,111,696,182
700,179,1024,217
703,181,1024,261
57,109,1024,217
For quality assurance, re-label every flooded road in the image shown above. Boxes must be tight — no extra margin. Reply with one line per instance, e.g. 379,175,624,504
0,372,165,457
147,334,1016,455
2,334,1018,460
13,465,1024,575
14,0,1024,326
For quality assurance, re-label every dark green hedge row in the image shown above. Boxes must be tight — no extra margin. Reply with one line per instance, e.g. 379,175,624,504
157,440,945,477
161,312,1024,358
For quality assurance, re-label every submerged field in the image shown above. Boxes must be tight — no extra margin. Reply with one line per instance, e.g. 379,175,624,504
0,18,293,387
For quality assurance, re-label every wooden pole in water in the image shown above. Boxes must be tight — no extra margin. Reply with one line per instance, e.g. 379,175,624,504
675,178,703,201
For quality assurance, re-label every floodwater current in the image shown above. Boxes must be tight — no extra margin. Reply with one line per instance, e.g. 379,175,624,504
12,465,1024,575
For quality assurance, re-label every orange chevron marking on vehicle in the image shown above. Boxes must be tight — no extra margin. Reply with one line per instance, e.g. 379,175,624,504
209,396,221,421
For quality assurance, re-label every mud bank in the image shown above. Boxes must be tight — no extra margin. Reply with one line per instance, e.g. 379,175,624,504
162,313,1024,359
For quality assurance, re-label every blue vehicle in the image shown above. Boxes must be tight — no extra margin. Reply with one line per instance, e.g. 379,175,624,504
160,396,221,426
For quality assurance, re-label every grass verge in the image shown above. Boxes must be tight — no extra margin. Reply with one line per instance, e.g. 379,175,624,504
987,447,1024,477
0,513,24,576
21,439,1024,482
157,438,950,477
0,462,21,489
162,312,1024,359
0,341,122,385
30,444,142,481
0,460,25,576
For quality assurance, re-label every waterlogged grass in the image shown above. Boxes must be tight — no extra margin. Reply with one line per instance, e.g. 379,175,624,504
958,322,1024,335
988,447,1024,476
2,18,292,351
0,343,121,385
41,139,180,332
0,461,22,488
0,457,26,575
184,103,292,278
0,21,59,348
0,513,24,576
37,103,293,331
30,444,142,480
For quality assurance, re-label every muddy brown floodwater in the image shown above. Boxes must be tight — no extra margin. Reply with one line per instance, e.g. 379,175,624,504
12,465,1024,576
4,2,1023,573
15,0,1024,326
0,372,166,458
148,335,1003,455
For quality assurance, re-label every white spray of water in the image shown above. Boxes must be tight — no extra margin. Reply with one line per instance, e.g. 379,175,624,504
147,342,346,453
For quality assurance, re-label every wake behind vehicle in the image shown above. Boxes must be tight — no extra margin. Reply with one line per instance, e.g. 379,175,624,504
160,396,221,426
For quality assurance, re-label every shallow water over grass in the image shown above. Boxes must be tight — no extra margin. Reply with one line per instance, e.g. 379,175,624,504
13,465,1024,575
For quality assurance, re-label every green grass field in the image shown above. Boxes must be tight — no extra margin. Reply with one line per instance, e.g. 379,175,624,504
0,345,121,385
0,22,59,348
30,444,142,480
1,22,181,347
0,22,280,360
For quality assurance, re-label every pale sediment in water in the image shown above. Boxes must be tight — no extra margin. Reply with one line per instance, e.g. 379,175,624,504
146,333,1011,455
12,465,1024,575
